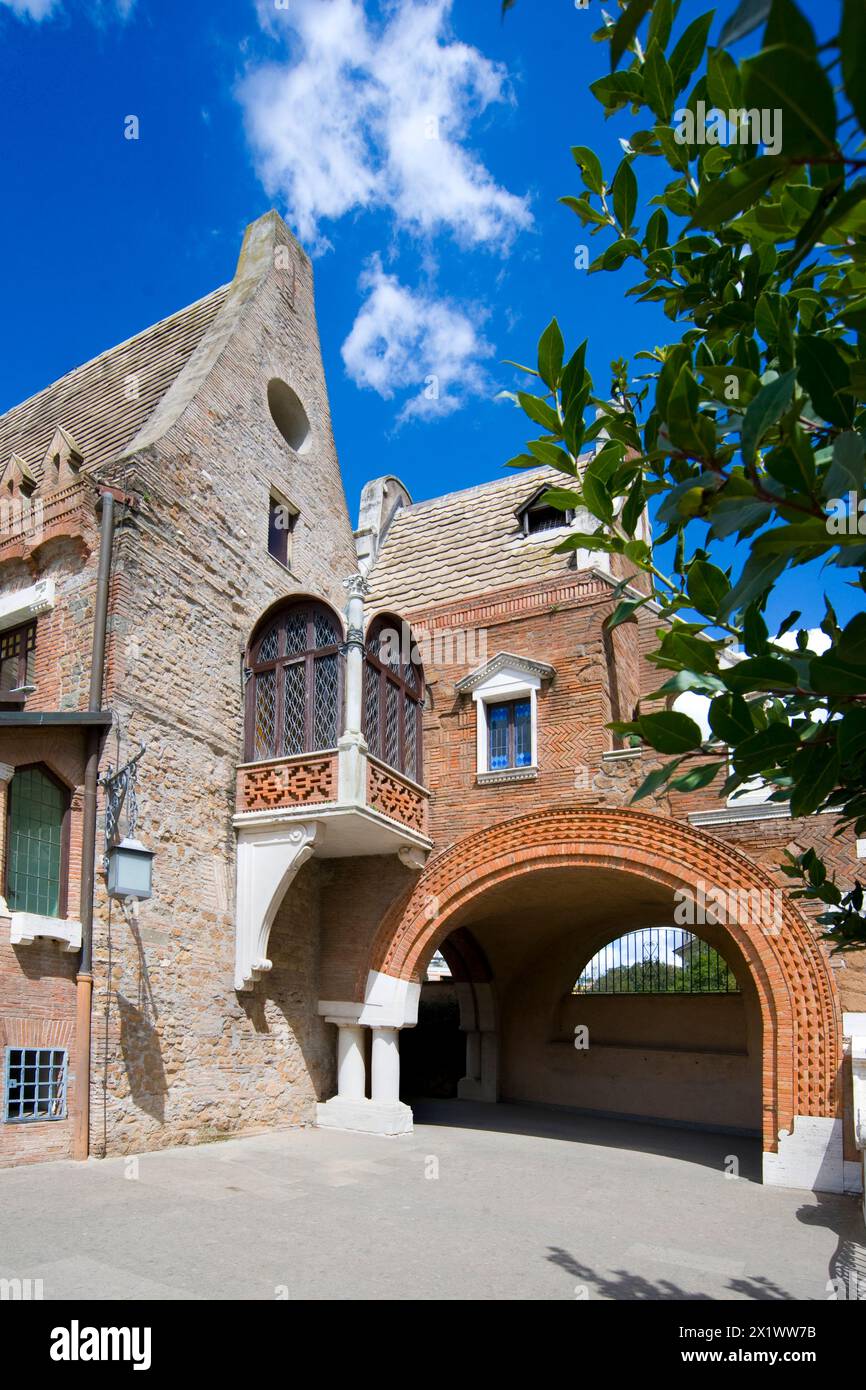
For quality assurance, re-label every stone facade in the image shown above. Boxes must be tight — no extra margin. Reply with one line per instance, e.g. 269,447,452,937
0,210,862,1193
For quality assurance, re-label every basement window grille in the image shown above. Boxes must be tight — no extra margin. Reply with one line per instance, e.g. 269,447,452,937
3,1047,68,1123
574,928,740,995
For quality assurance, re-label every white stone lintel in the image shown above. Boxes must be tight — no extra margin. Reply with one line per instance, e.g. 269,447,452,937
319,969,420,1030
10,912,81,952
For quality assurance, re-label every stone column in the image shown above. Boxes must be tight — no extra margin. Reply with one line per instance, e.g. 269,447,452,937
336,1023,366,1102
338,574,370,806
0,762,15,914
342,574,369,740
371,1026,401,1105
465,1030,482,1084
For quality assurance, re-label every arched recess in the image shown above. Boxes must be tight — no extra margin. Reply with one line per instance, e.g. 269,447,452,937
366,807,843,1167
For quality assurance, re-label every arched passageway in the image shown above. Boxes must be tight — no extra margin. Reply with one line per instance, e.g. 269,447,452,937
364,808,845,1190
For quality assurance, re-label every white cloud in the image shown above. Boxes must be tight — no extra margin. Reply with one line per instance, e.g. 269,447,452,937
241,0,531,251
1,0,59,17
341,258,493,422
0,0,135,18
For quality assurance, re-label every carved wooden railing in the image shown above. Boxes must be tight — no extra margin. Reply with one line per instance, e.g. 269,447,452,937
237,752,338,813
237,749,430,838
367,756,429,835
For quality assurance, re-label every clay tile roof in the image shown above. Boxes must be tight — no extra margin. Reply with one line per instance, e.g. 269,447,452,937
366,463,586,614
0,284,229,479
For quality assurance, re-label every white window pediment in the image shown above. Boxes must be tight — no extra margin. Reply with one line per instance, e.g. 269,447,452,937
455,651,555,697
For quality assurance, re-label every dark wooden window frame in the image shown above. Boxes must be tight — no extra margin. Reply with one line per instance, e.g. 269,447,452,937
486,697,533,771
245,601,344,762
363,615,424,784
5,762,72,919
0,620,36,706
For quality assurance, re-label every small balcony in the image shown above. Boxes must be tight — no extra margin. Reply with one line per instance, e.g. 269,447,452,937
232,581,432,992
235,747,429,850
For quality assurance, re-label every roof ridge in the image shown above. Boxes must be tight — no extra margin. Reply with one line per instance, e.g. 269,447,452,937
0,283,230,429
396,461,581,515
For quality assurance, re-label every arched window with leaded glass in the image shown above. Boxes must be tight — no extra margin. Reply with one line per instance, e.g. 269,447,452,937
245,601,343,762
363,614,424,784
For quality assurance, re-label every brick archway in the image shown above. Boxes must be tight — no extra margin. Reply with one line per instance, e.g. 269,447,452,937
368,807,843,1155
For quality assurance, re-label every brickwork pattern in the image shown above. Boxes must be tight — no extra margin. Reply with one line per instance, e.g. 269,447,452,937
368,806,843,1153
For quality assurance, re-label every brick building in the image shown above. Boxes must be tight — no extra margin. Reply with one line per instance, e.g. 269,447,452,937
0,212,863,1197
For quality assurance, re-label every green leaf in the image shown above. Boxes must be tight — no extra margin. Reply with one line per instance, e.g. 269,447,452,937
560,340,588,413
668,761,726,793
733,723,800,776
743,45,836,156
537,319,565,391
709,692,754,744
610,0,654,71
632,757,686,803
518,392,561,435
668,12,713,96
718,0,771,47
824,432,866,500
643,41,674,122
571,145,604,197
581,461,615,524
706,50,741,112
686,560,730,617
605,596,649,631
612,159,638,233
718,552,788,619
790,742,841,818
798,337,855,429
809,650,866,695
724,656,799,693
590,71,645,113
839,710,866,768
638,710,704,754
765,0,817,55
689,157,786,229
842,0,866,131
740,370,796,465
837,613,866,665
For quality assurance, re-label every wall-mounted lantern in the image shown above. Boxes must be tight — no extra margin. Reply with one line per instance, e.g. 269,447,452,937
106,837,155,901
100,744,154,903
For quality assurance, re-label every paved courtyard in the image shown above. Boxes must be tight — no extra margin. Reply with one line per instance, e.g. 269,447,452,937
1,1101,863,1300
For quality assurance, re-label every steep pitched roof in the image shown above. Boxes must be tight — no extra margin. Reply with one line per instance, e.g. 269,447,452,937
365,464,590,614
0,285,229,479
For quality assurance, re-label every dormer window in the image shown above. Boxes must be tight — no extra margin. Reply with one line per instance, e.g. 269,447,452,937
516,487,574,537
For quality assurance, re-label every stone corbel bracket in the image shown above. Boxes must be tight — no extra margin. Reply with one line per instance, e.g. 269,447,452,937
10,912,82,953
234,820,319,992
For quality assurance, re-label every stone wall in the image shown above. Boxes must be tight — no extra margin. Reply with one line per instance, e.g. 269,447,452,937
85,215,360,1156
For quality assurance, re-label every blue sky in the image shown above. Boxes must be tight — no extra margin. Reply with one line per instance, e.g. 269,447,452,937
0,0,851,628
